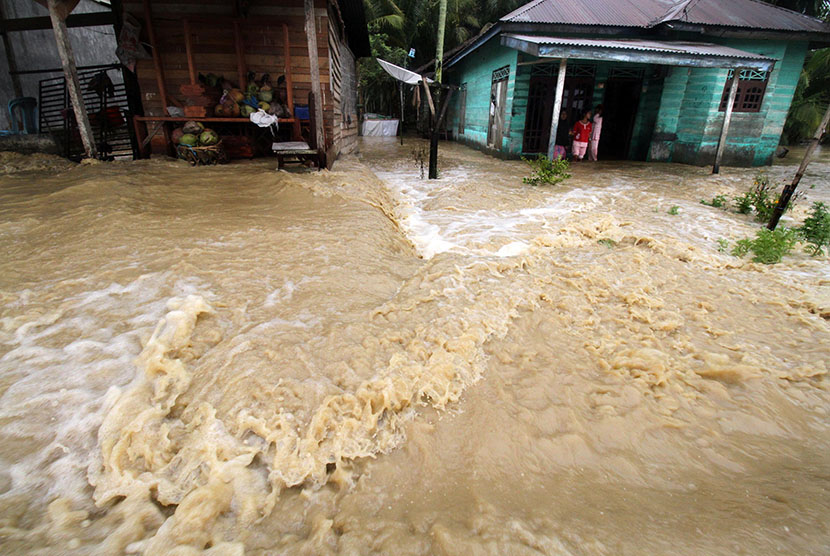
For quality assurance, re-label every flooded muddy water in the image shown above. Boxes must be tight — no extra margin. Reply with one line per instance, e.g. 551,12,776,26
0,141,828,555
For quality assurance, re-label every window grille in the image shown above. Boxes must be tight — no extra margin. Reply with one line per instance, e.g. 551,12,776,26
609,67,645,80
492,66,510,82
719,70,769,113
530,63,596,78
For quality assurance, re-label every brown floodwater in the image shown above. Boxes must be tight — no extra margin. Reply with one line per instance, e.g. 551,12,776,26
0,141,828,555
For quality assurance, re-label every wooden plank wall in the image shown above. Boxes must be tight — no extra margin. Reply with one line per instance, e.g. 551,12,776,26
124,0,340,153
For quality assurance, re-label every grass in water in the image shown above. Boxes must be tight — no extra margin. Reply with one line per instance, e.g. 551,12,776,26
731,227,798,264
701,194,728,208
668,206,680,215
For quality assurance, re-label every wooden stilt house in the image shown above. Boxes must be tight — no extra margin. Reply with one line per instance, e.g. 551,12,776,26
121,0,369,165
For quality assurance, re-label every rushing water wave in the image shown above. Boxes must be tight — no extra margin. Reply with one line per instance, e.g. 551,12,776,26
0,141,828,554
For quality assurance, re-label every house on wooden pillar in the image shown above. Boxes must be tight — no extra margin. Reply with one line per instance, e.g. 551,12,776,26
125,0,369,163
446,0,830,167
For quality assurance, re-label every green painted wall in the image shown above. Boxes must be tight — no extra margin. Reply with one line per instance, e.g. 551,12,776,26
447,38,519,154
651,39,808,167
450,35,808,167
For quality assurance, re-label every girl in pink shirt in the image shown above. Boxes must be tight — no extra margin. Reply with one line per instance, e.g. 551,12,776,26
589,104,603,161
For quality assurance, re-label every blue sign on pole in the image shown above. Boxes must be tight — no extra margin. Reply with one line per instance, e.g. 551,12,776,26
408,48,416,58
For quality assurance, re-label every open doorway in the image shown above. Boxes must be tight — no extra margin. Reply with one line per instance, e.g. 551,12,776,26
487,67,510,150
599,73,643,159
521,75,594,154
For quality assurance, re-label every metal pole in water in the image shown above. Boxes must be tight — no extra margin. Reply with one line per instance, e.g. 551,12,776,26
767,102,830,230
713,68,741,174
547,58,568,161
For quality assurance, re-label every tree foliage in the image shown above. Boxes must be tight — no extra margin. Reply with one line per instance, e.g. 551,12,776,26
761,0,830,144
357,26,408,115
782,48,830,145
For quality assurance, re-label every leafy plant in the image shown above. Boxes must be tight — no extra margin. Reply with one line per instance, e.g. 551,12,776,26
701,194,728,208
668,206,680,215
750,173,777,221
716,238,729,253
798,201,830,255
734,191,754,214
597,238,617,248
733,173,800,222
731,227,799,264
522,155,571,186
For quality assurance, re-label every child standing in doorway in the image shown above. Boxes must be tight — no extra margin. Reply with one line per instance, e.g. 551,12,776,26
589,104,603,161
571,110,592,161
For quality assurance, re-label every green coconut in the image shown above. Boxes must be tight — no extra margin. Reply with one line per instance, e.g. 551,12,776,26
257,90,273,103
199,129,219,146
179,133,199,147
240,104,256,118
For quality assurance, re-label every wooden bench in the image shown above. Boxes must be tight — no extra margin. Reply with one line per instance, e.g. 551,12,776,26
273,92,324,170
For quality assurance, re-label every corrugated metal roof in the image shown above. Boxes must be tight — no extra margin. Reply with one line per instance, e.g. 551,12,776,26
504,34,776,60
501,0,830,34
501,0,676,27
656,0,830,33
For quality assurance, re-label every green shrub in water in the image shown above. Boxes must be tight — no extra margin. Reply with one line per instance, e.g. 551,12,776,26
798,201,830,256
733,172,799,222
668,206,680,215
522,155,571,186
731,227,798,264
701,194,728,208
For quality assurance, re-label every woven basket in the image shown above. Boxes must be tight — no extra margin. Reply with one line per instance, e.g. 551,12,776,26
176,141,228,166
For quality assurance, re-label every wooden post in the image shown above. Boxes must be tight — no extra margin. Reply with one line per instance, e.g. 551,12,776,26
283,23,299,140
142,0,169,115
48,0,96,158
713,68,741,174
436,88,454,127
233,20,246,89
183,19,196,84
767,101,830,230
421,79,435,118
546,57,568,160
304,0,324,151
0,2,23,99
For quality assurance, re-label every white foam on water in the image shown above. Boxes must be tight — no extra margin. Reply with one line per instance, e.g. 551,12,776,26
376,161,629,259
0,272,209,507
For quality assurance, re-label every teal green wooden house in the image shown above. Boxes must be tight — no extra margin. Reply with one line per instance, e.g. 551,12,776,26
444,0,830,167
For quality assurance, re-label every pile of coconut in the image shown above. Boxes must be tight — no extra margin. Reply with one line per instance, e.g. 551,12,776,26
213,73,283,119
173,121,219,148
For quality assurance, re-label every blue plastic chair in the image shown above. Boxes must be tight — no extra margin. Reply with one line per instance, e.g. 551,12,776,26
8,97,38,134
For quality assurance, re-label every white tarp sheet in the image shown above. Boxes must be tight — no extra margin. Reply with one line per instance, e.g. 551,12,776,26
362,119,399,136
377,59,433,85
